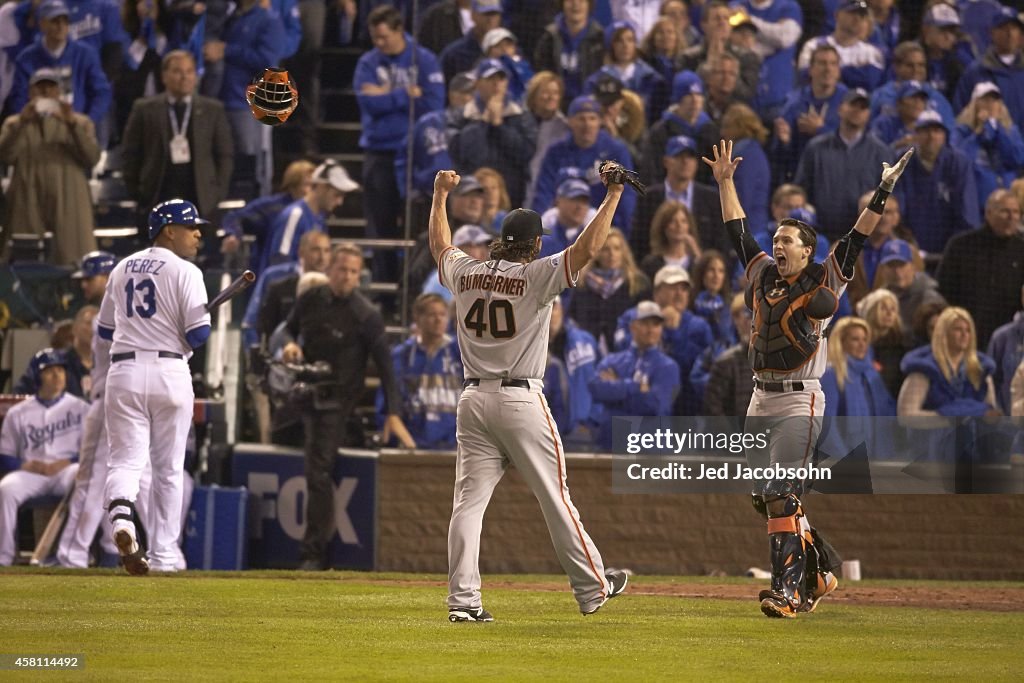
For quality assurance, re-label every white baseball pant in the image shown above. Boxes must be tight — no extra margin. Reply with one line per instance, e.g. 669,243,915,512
0,464,78,565
104,354,193,571
448,382,609,613
746,381,825,467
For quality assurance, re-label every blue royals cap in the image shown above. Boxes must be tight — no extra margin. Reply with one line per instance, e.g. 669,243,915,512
898,80,928,100
471,0,502,14
665,135,697,157
914,108,947,132
568,95,601,117
148,198,209,240
788,207,817,227
878,238,913,266
923,3,960,28
991,5,1024,30
31,347,67,374
557,178,591,199
672,70,703,102
604,19,637,51
72,250,116,279
475,58,509,80
37,0,69,19
837,0,869,14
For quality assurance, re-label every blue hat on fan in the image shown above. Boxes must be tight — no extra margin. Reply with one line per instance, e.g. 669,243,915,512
878,238,914,266
148,199,208,240
72,250,116,279
672,70,704,102
604,20,637,51
665,135,697,157
788,207,818,227
568,95,601,117
37,0,69,20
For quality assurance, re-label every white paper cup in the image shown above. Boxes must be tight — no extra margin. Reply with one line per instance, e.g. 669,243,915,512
842,559,862,581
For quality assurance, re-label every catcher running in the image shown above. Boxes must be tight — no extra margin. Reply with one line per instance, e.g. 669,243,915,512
704,140,913,618
429,162,643,621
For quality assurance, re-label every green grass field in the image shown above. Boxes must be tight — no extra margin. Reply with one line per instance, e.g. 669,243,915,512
2,570,1022,681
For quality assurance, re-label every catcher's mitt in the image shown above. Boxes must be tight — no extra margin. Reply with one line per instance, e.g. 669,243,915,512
599,160,646,195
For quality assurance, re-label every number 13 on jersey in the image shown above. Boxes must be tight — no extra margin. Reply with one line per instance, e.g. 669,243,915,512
125,278,157,318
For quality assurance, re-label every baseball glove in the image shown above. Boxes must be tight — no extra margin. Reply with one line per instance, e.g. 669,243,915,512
599,160,647,195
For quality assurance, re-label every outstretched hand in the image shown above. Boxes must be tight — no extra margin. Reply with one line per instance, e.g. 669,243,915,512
880,147,914,191
702,139,743,184
434,169,460,194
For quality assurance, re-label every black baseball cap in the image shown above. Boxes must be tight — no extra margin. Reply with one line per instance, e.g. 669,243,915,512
500,208,550,242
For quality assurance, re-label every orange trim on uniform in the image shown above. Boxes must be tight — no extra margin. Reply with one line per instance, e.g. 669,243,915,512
767,517,799,534
829,249,854,283
800,391,817,469
537,394,606,598
745,252,768,279
436,245,456,288
563,250,576,288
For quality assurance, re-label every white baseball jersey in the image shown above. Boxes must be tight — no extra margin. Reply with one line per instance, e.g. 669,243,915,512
747,250,850,383
98,246,210,357
439,246,576,380
0,393,89,464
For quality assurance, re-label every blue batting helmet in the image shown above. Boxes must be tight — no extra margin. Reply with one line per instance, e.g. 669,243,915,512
71,250,116,279
148,199,209,240
31,347,67,376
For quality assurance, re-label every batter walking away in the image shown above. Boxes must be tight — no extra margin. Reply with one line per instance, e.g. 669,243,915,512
430,164,634,621
704,140,913,618
99,199,211,575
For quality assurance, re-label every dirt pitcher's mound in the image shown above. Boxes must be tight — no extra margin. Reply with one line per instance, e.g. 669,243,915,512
476,579,1024,613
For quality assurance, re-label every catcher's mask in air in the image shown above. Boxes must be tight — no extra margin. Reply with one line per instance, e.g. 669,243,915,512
247,67,298,126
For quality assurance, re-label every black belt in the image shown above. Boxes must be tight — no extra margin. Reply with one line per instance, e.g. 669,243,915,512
754,379,804,392
111,351,183,363
464,378,531,389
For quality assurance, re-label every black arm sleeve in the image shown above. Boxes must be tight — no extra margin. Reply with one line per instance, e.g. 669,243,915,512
724,218,764,268
833,229,868,280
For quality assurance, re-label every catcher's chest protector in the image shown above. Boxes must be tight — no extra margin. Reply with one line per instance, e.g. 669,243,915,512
746,263,837,373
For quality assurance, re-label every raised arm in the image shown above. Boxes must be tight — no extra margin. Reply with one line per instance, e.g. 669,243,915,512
428,170,460,262
834,148,915,279
702,139,761,267
567,163,626,276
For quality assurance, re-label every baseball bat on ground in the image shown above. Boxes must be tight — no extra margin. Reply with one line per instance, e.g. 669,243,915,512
206,270,256,312
30,482,74,566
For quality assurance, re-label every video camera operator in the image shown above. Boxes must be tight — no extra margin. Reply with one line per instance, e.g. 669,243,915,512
279,243,414,570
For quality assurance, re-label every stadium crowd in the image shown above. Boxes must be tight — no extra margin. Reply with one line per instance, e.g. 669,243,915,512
2,0,1024,563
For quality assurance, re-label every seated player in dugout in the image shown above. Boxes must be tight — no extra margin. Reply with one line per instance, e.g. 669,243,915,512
703,139,913,618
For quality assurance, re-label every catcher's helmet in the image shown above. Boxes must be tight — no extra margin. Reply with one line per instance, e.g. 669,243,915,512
71,250,116,279
247,67,299,126
148,199,208,240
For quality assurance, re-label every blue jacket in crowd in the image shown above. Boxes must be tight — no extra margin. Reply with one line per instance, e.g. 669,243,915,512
12,38,111,125
731,137,771,233
449,97,538,205
403,106,457,198
950,120,1024,211
221,191,295,275
219,3,285,112
378,335,463,449
10,0,128,60
900,345,996,417
532,130,636,233
589,345,680,450
869,80,955,129
270,0,302,61
354,34,445,151
820,352,896,459
771,83,846,181
266,200,325,271
544,354,571,435
557,319,602,433
584,62,667,124
953,48,1024,129
737,0,802,115
614,306,712,416
892,145,980,254
987,311,1024,415
241,261,298,348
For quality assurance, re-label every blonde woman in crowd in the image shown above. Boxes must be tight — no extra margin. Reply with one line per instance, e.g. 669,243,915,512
856,288,912,398
569,228,651,352
524,71,569,208
474,167,511,233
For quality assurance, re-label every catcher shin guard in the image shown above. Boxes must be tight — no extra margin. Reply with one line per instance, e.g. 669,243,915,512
756,480,811,617
247,67,299,126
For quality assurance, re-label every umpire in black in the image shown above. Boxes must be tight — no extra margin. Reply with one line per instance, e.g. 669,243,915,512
281,243,414,570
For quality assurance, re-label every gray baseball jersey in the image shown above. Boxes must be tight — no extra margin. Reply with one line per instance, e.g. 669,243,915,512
747,251,850,383
439,246,575,380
